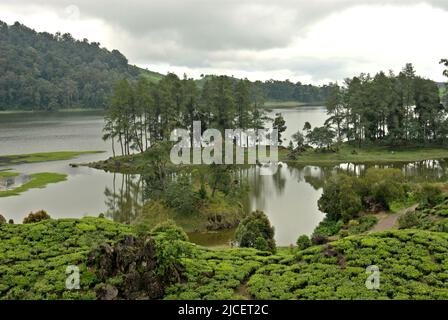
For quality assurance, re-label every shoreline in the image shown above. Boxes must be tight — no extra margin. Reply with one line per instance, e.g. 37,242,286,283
0,108,105,114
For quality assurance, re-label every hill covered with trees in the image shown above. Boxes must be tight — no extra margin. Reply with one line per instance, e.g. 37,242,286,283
0,21,331,111
0,21,163,111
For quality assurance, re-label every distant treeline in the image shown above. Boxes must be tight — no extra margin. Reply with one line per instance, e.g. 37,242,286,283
0,21,329,111
262,79,331,103
0,21,162,110
197,76,331,104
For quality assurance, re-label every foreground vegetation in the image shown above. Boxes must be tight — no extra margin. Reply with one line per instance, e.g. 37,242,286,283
1,168,447,300
1,216,447,300
0,217,132,299
0,151,103,167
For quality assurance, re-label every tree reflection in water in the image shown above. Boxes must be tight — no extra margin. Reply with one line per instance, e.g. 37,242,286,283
104,173,145,223
103,159,448,235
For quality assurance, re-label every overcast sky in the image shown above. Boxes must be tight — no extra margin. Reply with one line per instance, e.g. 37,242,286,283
2,0,448,84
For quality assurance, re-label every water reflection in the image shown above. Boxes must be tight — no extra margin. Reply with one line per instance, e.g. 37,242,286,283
104,174,145,223
0,174,31,191
3,109,448,247
333,159,448,181
102,159,448,246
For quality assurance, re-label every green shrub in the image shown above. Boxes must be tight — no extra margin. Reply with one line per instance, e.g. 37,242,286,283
23,210,51,224
151,219,189,242
398,211,426,229
254,237,269,251
360,168,405,210
345,216,378,235
162,176,200,215
319,168,406,223
312,217,342,237
318,174,362,221
416,183,444,207
235,210,276,253
296,235,311,250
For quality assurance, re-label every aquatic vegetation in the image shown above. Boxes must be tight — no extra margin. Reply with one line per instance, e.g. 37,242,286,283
0,170,19,178
0,172,67,197
0,151,103,167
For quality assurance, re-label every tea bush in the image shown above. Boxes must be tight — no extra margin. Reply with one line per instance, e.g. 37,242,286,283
2,216,448,300
246,230,448,299
0,217,133,299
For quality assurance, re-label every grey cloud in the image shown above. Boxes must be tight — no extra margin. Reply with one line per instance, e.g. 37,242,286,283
3,0,448,82
16,0,447,51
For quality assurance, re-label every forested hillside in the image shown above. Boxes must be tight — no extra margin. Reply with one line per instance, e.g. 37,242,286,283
0,21,163,110
0,21,330,111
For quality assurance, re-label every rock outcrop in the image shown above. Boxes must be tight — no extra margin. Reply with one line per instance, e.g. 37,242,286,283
87,235,179,300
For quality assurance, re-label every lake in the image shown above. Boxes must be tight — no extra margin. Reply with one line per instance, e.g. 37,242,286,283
1,108,448,246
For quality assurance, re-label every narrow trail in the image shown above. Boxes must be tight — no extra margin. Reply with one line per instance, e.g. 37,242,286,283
369,204,419,232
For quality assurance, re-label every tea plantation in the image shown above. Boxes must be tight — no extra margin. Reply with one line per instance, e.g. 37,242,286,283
1,217,447,299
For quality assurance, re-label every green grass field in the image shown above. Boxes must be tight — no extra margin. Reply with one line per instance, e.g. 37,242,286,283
0,151,104,167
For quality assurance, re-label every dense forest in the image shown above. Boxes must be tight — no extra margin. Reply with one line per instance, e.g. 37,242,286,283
324,63,448,146
0,21,163,110
0,21,329,111
103,74,275,155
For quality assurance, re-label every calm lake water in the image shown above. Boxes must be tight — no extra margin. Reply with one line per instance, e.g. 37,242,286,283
1,108,448,246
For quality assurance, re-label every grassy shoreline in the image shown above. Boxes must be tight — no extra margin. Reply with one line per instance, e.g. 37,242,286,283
0,151,105,167
86,144,448,174
262,100,325,109
0,172,67,197
0,108,104,114
0,170,19,178
280,144,448,164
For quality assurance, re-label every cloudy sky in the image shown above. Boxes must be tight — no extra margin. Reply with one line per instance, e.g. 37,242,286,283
2,0,448,84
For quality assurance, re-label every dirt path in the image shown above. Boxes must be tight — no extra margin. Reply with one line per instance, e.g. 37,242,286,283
369,204,419,232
